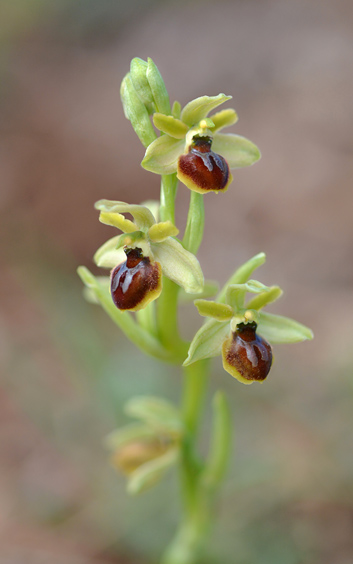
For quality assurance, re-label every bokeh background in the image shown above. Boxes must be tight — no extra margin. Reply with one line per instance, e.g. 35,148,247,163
1,0,353,562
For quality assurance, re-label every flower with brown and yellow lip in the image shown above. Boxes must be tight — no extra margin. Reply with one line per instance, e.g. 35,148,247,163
141,94,260,194
184,253,313,384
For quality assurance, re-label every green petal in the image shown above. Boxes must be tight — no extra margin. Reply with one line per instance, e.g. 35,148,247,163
141,135,184,175
257,312,314,344
212,133,261,168
194,299,233,321
146,58,171,115
172,100,181,119
99,212,136,233
127,447,178,495
148,221,179,243
125,396,183,435
120,74,157,148
246,286,283,311
153,113,189,139
181,94,232,127
226,280,273,309
95,200,155,231
151,238,204,294
217,253,266,304
183,318,229,366
209,108,238,133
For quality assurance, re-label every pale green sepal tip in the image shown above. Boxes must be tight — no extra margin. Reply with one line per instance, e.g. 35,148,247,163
148,221,179,242
181,94,232,126
125,395,183,434
120,74,157,148
183,318,229,366
142,136,184,175
194,299,233,321
209,108,238,133
130,58,155,112
127,448,178,495
246,286,283,311
172,100,181,119
218,252,266,303
146,58,171,115
105,423,156,451
212,133,261,168
95,200,155,231
258,311,314,344
151,237,204,294
153,113,189,139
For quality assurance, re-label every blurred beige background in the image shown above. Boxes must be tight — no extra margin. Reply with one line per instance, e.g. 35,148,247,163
1,0,353,563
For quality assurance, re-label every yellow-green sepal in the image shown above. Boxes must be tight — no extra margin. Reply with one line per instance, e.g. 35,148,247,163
181,94,232,126
183,318,229,366
257,312,314,344
142,135,184,175
151,237,204,294
212,133,261,168
194,299,233,321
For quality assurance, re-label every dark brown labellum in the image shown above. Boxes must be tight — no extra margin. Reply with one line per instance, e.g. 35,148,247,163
110,247,162,311
222,322,272,383
177,136,232,194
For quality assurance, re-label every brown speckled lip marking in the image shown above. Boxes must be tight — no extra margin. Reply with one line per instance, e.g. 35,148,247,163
178,136,230,192
110,247,161,311
224,322,272,382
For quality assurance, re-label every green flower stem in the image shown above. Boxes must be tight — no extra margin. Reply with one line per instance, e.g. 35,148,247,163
162,367,231,564
160,173,178,224
183,191,205,255
156,276,188,359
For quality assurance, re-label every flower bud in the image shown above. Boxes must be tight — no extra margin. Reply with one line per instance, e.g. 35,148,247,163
111,439,168,475
177,136,232,194
222,322,272,384
110,247,162,311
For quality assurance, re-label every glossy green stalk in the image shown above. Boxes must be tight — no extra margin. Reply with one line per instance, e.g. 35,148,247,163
160,173,178,224
183,191,205,255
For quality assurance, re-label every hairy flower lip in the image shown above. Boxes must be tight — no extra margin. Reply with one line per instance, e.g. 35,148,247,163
177,135,231,194
110,247,162,312
222,322,273,384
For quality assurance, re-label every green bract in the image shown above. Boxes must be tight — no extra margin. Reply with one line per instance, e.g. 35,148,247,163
184,253,313,376
141,93,261,190
93,199,204,295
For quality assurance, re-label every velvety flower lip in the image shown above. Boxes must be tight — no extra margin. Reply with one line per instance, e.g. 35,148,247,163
183,253,313,384
110,247,162,312
141,94,261,193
